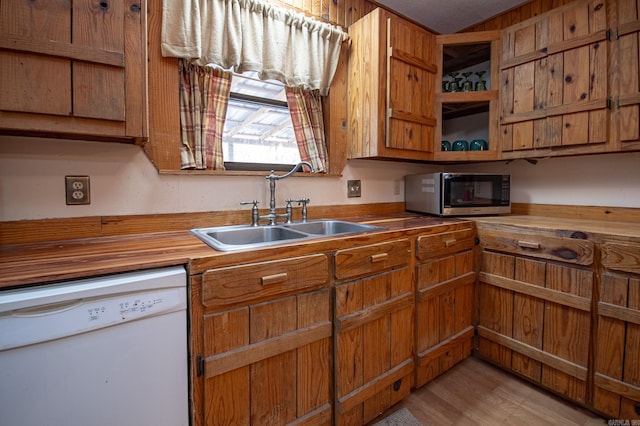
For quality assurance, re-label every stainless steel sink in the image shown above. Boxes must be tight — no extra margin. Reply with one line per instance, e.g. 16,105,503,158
283,220,383,236
191,220,385,251
191,225,309,251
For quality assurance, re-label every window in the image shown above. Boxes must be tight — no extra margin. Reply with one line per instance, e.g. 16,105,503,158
223,72,301,170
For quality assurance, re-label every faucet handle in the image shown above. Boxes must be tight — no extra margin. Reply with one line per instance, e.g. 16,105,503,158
240,200,260,226
291,198,310,222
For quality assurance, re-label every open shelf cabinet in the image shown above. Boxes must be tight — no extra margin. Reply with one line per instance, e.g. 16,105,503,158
434,31,501,162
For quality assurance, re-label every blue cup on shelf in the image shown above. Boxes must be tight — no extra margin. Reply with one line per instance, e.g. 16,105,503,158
470,139,488,151
441,140,451,151
452,140,468,151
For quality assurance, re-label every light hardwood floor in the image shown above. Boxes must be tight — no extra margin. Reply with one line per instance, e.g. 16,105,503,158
371,357,608,425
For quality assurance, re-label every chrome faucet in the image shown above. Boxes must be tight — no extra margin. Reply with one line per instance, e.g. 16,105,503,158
261,162,314,225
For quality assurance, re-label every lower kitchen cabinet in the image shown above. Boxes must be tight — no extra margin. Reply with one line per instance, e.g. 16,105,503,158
333,239,414,425
190,254,332,426
594,241,640,418
476,228,595,405
414,226,476,387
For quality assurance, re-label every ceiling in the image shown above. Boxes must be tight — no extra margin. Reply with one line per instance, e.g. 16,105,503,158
374,0,530,34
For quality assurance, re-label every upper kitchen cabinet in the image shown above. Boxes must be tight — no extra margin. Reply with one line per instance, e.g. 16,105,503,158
434,31,501,162
614,0,640,151
348,8,437,161
498,0,611,158
0,0,147,143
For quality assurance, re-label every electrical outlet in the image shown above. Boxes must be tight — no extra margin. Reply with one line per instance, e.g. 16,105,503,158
393,180,401,195
347,179,361,198
65,176,91,205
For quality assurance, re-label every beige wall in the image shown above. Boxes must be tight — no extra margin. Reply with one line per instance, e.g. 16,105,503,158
2,135,639,221
0,136,436,221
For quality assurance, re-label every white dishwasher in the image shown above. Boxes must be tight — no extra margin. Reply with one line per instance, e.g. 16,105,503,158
0,266,189,426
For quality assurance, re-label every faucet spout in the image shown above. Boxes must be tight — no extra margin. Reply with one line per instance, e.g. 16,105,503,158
266,161,315,181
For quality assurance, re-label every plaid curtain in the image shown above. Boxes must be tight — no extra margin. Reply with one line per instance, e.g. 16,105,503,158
179,60,231,170
285,86,328,173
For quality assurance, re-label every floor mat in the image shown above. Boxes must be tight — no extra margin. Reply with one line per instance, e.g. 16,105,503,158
371,407,423,426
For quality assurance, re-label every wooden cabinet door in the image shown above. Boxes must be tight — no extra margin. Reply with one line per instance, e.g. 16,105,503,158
499,0,610,158
0,0,147,141
593,242,640,418
414,227,476,387
191,254,332,426
348,8,436,162
334,267,414,425
615,0,640,150
415,249,475,387
386,14,437,154
477,230,595,405
334,240,413,425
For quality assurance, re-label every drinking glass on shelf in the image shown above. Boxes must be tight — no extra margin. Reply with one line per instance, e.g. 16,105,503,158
448,72,460,92
474,71,487,91
462,72,473,92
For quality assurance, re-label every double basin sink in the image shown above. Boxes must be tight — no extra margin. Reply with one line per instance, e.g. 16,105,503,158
191,219,386,251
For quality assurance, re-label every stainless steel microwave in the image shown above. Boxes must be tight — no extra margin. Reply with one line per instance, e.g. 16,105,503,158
405,173,511,216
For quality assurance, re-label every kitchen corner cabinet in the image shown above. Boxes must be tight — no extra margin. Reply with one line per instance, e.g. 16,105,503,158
476,227,595,405
593,241,640,418
498,0,611,158
434,32,502,162
333,239,414,425
414,226,476,387
0,0,147,142
190,254,333,426
348,8,437,161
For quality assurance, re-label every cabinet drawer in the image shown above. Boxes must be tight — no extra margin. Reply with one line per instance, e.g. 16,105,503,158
601,242,640,274
479,230,594,265
334,239,411,280
416,227,475,260
202,254,329,308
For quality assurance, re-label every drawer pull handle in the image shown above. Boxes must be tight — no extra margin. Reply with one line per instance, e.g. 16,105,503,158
444,239,457,247
370,253,388,263
261,273,288,286
518,240,540,249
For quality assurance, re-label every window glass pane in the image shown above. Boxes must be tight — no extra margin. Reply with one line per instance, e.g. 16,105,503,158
223,72,300,166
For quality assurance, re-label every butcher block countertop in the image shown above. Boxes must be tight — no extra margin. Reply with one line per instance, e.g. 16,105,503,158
473,215,640,241
0,213,467,289
3,212,639,290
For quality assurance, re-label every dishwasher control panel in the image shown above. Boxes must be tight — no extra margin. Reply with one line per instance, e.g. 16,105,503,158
0,287,186,351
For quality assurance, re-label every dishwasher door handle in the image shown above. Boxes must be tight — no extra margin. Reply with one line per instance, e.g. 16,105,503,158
12,299,83,317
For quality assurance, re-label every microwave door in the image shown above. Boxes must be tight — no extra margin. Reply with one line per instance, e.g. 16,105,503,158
445,175,508,208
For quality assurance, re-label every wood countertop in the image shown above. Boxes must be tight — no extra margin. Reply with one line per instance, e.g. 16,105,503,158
3,213,638,290
0,213,465,289
473,215,640,241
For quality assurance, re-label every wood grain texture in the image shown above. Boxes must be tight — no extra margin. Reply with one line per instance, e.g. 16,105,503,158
334,238,410,280
348,8,436,161
497,0,613,158
479,228,595,265
195,273,333,426
201,254,329,309
415,239,475,388
0,202,406,244
0,0,146,140
334,261,414,425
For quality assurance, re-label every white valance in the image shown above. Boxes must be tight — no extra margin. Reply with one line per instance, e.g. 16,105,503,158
162,0,345,95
